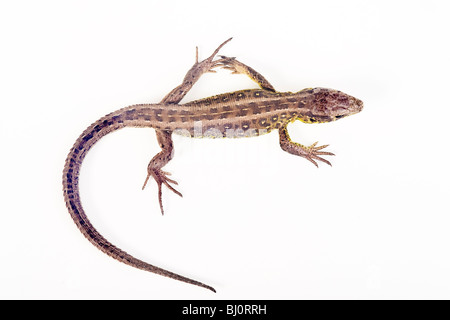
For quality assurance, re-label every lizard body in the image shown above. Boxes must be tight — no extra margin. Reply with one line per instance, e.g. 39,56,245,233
63,39,363,292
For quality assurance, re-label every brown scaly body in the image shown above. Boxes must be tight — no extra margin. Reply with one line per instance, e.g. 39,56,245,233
62,38,363,292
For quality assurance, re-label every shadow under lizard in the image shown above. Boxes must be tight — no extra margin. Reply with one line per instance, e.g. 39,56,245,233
62,38,363,292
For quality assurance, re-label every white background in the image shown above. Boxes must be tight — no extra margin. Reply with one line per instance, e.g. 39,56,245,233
1,0,449,299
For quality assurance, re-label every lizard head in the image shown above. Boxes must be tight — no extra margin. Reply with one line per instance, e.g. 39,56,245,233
297,87,363,123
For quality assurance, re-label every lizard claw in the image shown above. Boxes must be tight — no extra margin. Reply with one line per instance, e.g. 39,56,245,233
215,56,240,73
142,168,182,215
215,55,276,92
304,142,335,167
193,38,233,74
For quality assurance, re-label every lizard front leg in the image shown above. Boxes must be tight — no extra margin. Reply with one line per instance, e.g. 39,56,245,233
217,56,276,92
144,38,233,214
279,125,335,167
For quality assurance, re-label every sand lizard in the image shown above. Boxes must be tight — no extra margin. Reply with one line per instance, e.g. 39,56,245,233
62,38,363,292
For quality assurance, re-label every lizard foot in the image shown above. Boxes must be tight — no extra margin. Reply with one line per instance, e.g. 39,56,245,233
216,56,241,74
142,169,182,215
191,38,233,75
216,55,276,92
303,142,335,167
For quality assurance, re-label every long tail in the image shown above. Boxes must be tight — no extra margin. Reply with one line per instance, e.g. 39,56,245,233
62,111,216,292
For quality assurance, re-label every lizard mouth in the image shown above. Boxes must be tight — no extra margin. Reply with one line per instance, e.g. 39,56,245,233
348,97,364,115
355,98,364,112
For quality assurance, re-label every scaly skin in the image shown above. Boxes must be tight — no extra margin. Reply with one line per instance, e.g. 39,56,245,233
62,38,363,292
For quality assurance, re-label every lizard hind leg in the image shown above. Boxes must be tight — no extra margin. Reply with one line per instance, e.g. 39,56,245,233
147,39,236,214
142,130,182,215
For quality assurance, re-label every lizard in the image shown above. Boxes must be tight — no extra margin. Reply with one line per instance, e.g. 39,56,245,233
62,38,363,293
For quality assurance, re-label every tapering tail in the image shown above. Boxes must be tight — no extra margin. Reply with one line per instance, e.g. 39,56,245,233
62,111,216,292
